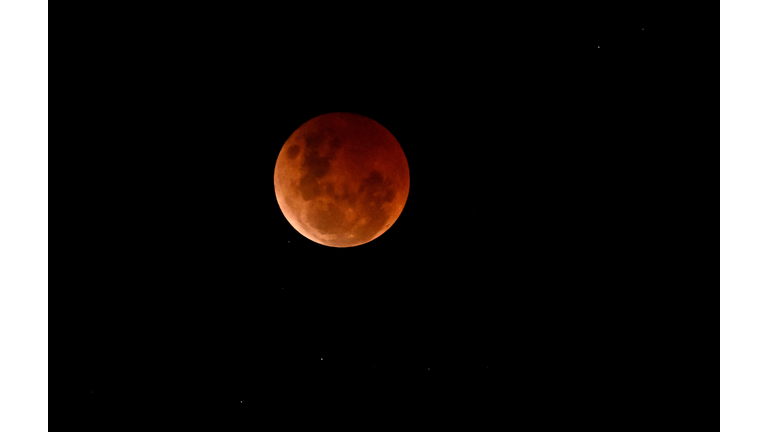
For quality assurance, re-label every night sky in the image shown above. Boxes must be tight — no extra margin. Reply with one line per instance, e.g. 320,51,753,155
75,3,665,421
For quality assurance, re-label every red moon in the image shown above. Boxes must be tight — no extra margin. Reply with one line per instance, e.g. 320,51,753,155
274,112,410,248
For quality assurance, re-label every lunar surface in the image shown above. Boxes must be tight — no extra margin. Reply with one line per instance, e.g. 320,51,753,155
274,112,409,247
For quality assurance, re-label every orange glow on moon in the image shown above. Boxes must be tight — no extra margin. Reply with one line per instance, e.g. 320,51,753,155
274,112,410,248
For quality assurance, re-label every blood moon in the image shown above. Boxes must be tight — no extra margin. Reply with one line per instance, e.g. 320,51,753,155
274,112,409,248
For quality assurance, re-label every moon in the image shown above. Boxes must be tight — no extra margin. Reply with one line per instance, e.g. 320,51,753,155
274,112,410,248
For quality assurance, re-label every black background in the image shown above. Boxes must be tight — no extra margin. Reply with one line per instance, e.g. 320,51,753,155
71,1,672,422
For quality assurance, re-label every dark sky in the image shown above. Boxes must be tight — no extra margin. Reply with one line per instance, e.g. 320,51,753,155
75,3,667,417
